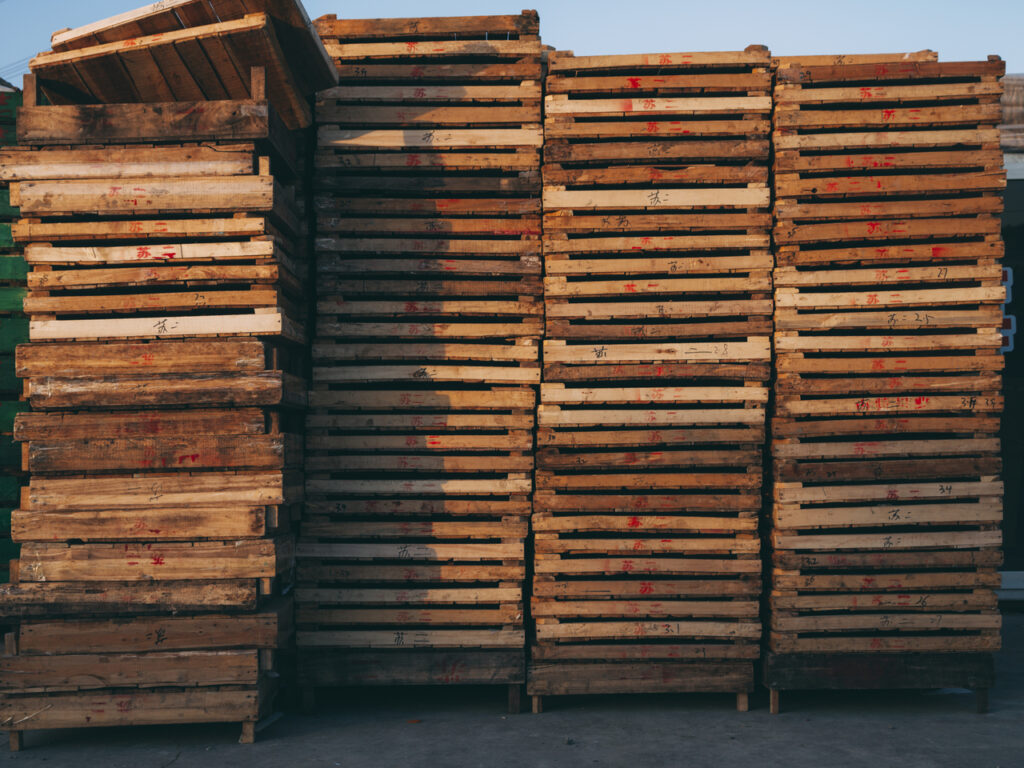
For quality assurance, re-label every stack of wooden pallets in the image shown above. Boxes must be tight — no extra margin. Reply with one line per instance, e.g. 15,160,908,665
0,82,26,584
530,48,773,711
766,52,1006,711
296,13,543,710
0,0,336,747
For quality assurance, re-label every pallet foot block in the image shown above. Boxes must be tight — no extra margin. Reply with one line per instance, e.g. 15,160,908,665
295,11,542,703
528,47,773,704
767,52,1005,700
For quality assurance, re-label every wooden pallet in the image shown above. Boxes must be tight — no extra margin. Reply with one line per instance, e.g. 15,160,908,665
3,97,307,344
769,54,1007,662
296,13,543,707
0,59,314,749
531,49,772,708
28,0,336,130
762,651,995,714
0,601,290,747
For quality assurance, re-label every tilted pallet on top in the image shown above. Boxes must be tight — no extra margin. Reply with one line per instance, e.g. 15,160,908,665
766,51,1006,712
297,12,542,711
0,83,27,585
0,0,336,748
531,47,773,711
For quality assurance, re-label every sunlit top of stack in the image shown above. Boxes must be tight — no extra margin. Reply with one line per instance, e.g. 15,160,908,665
27,0,337,129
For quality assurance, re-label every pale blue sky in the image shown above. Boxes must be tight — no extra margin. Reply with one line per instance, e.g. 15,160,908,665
1,0,1021,86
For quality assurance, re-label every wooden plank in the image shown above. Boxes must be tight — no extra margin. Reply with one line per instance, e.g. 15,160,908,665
536,536,760,554
774,480,1002,505
0,581,258,616
296,563,525,582
25,372,288,409
0,689,259,730
14,409,264,440
775,331,1003,354
299,606,521,626
776,60,1004,84
538,406,763,428
777,81,1003,104
296,587,521,604
542,339,770,364
330,61,542,81
13,506,267,542
18,606,287,653
320,127,542,148
325,40,539,58
297,648,525,686
544,275,772,297
532,600,758,618
29,312,291,342
535,621,760,642
0,144,255,182
773,530,1001,552
24,435,285,473
307,477,532,496
536,471,760,491
547,72,770,94
25,472,285,511
773,613,1000,633
543,188,769,210
529,661,754,695
17,339,266,376
0,650,259,691
532,579,760,598
313,364,540,384
307,388,534,410
534,557,760,576
315,14,538,38
27,264,288,292
14,175,274,215
26,240,275,265
297,542,522,561
774,128,1001,152
298,628,524,648
545,139,767,163
545,96,770,115
300,519,526,539
12,217,269,243
17,101,272,145
18,539,289,582
541,384,767,404
548,51,770,71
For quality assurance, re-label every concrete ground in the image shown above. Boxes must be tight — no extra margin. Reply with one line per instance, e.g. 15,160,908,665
5,611,1023,767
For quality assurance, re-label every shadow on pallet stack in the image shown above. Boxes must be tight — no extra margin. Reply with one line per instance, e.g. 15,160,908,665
0,0,335,748
296,13,542,712
530,48,773,711
0,82,27,585
766,51,1006,712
